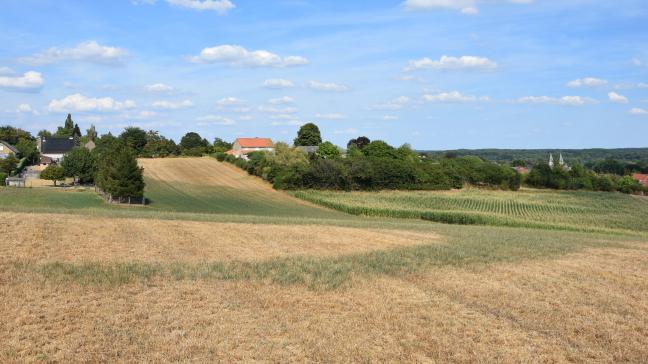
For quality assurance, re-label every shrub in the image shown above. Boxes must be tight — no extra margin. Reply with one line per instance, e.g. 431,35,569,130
0,172,6,186
214,152,227,162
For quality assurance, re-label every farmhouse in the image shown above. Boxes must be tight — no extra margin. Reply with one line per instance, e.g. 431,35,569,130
0,140,18,159
227,138,274,159
633,173,648,187
37,136,76,164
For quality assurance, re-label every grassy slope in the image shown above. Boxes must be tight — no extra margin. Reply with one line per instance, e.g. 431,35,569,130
293,189,648,235
0,158,343,220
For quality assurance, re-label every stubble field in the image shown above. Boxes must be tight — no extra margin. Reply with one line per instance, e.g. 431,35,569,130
2,157,648,362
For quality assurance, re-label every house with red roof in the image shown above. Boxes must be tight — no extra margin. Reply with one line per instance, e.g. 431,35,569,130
632,173,648,187
227,138,274,159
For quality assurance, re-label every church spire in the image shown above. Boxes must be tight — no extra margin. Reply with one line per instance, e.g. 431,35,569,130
549,153,554,168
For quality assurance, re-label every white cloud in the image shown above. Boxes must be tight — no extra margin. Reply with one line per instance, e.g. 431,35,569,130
614,82,648,90
20,41,128,66
517,95,598,106
0,67,13,75
259,105,298,114
16,103,39,115
271,119,304,126
49,94,136,112
216,97,245,106
566,77,608,88
196,115,236,125
406,55,497,71
238,115,253,121
0,71,44,92
383,115,400,120
629,108,648,115
334,128,358,135
632,58,642,66
137,110,157,118
373,96,411,110
263,78,294,89
461,6,479,15
167,0,234,13
608,92,628,104
152,99,193,109
145,83,174,92
269,96,294,105
315,113,345,120
423,91,490,103
308,81,348,92
16,103,33,113
189,45,308,67
404,0,533,14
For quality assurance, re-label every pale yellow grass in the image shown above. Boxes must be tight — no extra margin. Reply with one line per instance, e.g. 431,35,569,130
139,157,309,205
1,246,647,362
0,212,439,263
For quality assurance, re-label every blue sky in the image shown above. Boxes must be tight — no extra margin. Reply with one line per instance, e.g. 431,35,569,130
1,0,647,149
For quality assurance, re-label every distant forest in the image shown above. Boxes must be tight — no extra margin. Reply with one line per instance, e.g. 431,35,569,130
421,148,648,165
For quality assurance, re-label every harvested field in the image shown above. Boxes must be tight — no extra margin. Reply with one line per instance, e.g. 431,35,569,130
2,245,647,362
0,212,438,263
140,158,341,218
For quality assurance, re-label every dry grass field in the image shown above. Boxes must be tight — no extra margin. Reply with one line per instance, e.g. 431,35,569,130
2,158,648,362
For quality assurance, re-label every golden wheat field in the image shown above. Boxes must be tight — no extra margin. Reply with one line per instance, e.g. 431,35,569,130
2,158,648,362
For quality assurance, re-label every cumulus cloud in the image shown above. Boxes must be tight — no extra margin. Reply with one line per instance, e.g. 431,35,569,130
629,108,648,115
189,45,308,67
268,96,294,105
0,71,44,92
423,91,490,103
216,97,245,106
196,115,236,125
271,119,304,126
263,78,294,89
0,67,13,75
315,113,345,120
608,92,628,104
308,81,348,92
49,94,136,112
405,55,497,71
167,0,234,13
517,95,598,106
383,115,400,120
373,96,411,110
152,99,194,109
146,83,174,92
259,105,298,114
566,77,608,88
20,41,128,66
403,0,532,15
16,103,33,113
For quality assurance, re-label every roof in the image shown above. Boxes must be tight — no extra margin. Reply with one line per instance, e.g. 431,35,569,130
632,173,648,187
514,166,530,174
0,140,18,153
40,155,54,164
85,140,96,151
235,138,273,148
40,137,75,154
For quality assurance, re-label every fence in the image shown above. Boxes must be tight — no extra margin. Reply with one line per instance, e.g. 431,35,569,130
95,186,147,206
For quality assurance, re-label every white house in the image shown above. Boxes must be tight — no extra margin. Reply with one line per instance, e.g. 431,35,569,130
226,138,274,159
37,136,76,164
0,140,18,159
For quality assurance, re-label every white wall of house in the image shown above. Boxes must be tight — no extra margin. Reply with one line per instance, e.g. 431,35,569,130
43,153,65,163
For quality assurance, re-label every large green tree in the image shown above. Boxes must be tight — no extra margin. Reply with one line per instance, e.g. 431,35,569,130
40,164,65,186
62,147,97,184
0,126,33,145
294,123,322,146
316,141,340,159
56,114,75,137
213,138,233,153
119,127,148,155
0,155,18,174
96,146,145,198
180,132,209,156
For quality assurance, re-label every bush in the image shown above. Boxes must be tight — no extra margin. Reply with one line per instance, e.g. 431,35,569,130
214,152,227,162
0,172,6,186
